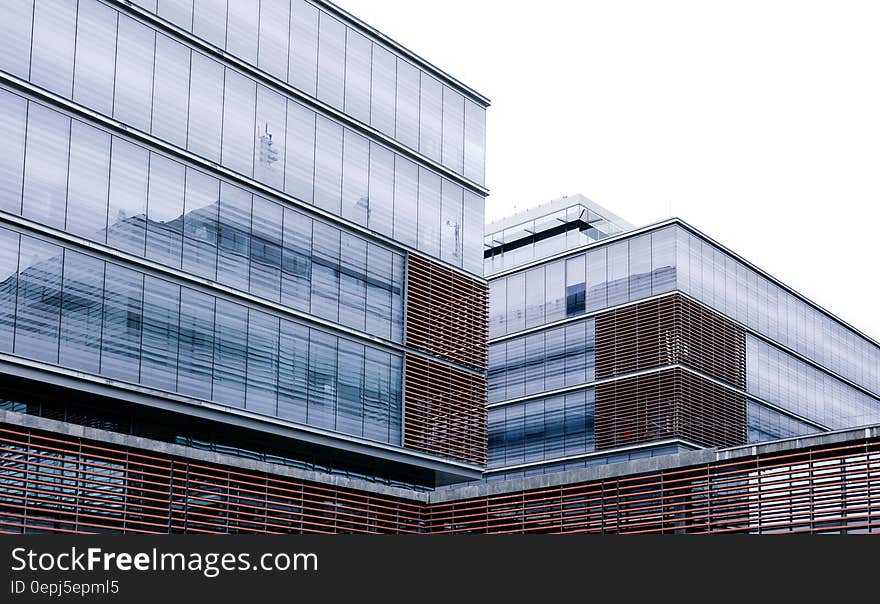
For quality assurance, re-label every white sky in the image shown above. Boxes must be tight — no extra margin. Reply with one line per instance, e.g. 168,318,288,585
336,0,880,342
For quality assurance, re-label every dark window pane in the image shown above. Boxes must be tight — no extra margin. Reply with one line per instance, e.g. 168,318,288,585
14,236,63,363
59,250,104,373
100,263,143,382
141,276,180,390
212,298,247,408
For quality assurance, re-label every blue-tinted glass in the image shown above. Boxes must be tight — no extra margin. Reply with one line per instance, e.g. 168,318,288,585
145,154,185,268
524,267,544,328
344,29,371,125
213,298,247,408
314,116,343,214
66,122,110,242
22,104,70,231
462,190,484,275
370,45,396,137
15,236,63,363
418,75,442,161
417,168,441,258
365,244,392,341
629,234,652,301
284,101,316,203
545,326,566,390
487,343,505,403
442,87,464,174
310,221,340,322
341,130,370,226
0,0,33,79
505,404,525,466
337,339,365,437
141,276,180,390
505,338,525,400
368,143,394,238
607,241,629,307
280,207,312,312
277,318,308,423
464,100,486,184
564,390,587,455
157,0,193,30
289,0,319,96
226,0,259,64
506,272,525,333
440,180,463,266
152,34,191,149
250,195,283,302
193,0,227,48
524,332,544,396
390,252,404,343
307,330,337,430
586,247,607,312
489,278,505,338
58,250,104,374
182,168,219,280
107,139,149,256
31,0,77,98
388,353,402,444
395,59,420,150
0,91,27,214
363,347,390,442
316,14,345,110
177,287,215,399
564,322,586,387
339,233,367,332
100,263,143,382
114,15,155,132
257,0,290,81
73,0,117,116
216,182,252,291
566,255,586,317
0,229,20,353
651,227,676,295
392,156,418,247
188,52,224,163
544,395,566,461
221,69,256,177
524,399,545,462
545,260,566,323
254,86,287,190
246,309,279,416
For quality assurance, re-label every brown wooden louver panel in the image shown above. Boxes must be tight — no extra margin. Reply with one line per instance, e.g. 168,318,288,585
404,354,487,466
594,368,747,450
595,294,746,388
405,254,488,371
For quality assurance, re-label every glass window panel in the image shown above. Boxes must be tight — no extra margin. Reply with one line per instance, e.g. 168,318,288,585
157,0,193,30
440,180,463,266
524,332,544,396
367,143,394,238
257,0,289,81
524,267,544,328
566,254,586,317
14,236,63,363
544,395,566,460
388,352,402,444
524,399,545,462
310,221,340,322
216,182,252,291
212,298,247,408
250,195,283,302
545,326,566,391
177,286,215,399
307,329,337,430
489,277,506,339
608,240,629,306
141,275,180,390
58,250,103,373
107,139,149,256
395,59,420,150
182,168,219,280
365,243,392,341
343,29,371,124
417,168,441,258
22,104,70,231
339,233,367,332
221,69,256,177
504,403,525,466
246,309,279,416
284,101,316,203
585,319,596,382
462,190,484,276
254,85,286,190
651,227,676,295
505,338,525,400
289,0,319,96
506,272,525,334
629,233,652,301
363,347,391,443
487,343,505,403
114,15,155,132
145,153,185,268
545,260,566,323
337,339,365,437
418,74,442,161
277,318,308,423
564,322,586,387
73,0,117,116
31,0,77,98
152,34,191,149
280,207,312,312
193,0,227,48
316,14,345,110
313,116,343,214
226,0,259,64
187,52,224,163
341,130,370,226
564,390,587,456
586,247,607,312
370,44,396,137
100,263,143,382
464,100,486,184
66,121,111,242
0,228,20,353
392,156,418,247
0,0,33,79
442,87,464,174
0,90,27,215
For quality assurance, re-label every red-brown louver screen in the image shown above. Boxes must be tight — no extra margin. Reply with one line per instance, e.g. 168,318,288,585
405,254,488,371
404,355,487,466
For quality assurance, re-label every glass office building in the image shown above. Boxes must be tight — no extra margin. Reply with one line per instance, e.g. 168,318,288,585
484,196,880,479
0,0,489,487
